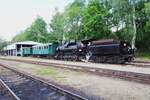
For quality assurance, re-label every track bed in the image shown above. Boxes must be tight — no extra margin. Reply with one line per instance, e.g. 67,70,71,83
0,59,150,100
0,94,12,100
0,56,150,85
1,56,150,74
0,79,19,100
0,65,86,100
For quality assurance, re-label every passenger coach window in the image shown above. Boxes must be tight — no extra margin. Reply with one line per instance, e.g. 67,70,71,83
44,46,47,49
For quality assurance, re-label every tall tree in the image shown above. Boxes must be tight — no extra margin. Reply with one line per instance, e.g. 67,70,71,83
82,0,111,40
110,0,149,50
110,0,134,41
29,16,48,42
64,0,86,40
50,8,66,42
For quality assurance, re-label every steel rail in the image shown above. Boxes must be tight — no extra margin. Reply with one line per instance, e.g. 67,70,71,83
0,79,20,100
0,63,88,100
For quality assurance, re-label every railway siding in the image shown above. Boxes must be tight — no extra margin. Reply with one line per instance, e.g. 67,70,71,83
0,56,150,85
81,67,150,84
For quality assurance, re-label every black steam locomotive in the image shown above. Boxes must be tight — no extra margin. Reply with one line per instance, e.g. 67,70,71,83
55,39,135,64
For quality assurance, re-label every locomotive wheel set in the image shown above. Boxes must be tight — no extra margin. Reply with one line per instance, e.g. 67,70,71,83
22,39,135,64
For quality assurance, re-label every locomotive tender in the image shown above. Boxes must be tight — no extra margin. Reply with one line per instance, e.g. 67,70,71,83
22,39,135,64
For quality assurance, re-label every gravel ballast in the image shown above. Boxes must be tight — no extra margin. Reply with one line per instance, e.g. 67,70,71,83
1,56,150,75
0,59,150,100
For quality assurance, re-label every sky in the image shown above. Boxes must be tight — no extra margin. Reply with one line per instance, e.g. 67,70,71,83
0,0,73,41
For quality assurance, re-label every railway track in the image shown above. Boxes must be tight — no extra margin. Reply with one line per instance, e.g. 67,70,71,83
0,64,87,100
0,58,150,85
126,61,150,68
133,60,150,64
0,79,20,100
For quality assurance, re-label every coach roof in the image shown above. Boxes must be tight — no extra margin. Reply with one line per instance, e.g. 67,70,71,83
4,41,41,50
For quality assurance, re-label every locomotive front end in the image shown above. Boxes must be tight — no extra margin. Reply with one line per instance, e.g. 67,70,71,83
120,41,135,62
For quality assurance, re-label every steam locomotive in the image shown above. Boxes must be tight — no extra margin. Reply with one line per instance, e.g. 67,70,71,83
55,39,135,64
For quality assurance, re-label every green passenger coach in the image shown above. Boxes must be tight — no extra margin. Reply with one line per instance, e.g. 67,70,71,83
22,47,32,56
32,43,59,57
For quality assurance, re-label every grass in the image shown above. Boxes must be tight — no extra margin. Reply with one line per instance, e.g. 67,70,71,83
137,51,150,59
33,67,67,81
36,67,58,76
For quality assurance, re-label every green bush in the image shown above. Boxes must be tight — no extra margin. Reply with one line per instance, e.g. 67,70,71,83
137,51,150,59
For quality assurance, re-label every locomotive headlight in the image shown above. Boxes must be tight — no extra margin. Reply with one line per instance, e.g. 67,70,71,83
123,43,127,47
79,49,82,52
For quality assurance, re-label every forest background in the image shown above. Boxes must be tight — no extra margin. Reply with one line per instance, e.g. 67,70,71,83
0,0,150,58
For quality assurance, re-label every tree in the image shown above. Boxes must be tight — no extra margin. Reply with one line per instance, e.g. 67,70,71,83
82,0,111,40
138,2,150,50
144,2,150,32
50,1,86,41
110,0,150,50
64,0,86,40
110,0,134,41
0,38,8,51
132,0,149,50
50,8,66,42
12,16,48,43
29,16,48,43
12,30,30,42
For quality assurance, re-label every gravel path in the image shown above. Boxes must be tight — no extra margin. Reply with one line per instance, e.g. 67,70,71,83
0,60,150,100
1,56,150,75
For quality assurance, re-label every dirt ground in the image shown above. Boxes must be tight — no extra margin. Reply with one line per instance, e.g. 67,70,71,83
0,59,150,100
